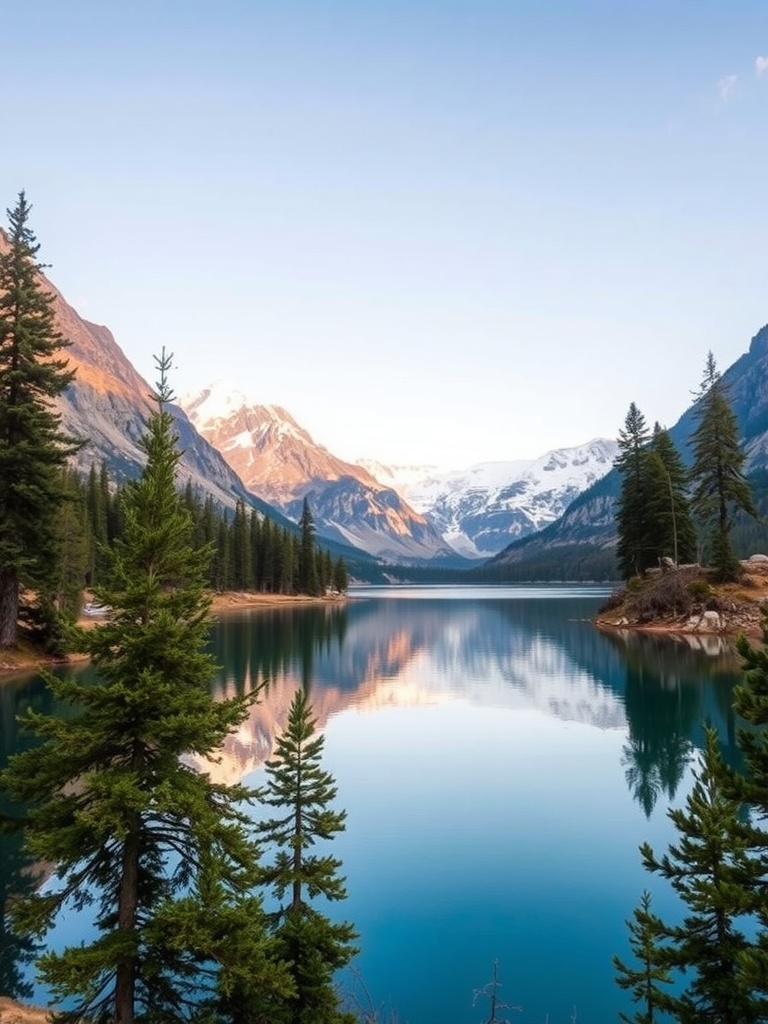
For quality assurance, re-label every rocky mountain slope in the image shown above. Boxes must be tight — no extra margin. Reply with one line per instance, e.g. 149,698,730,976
183,385,461,565
360,438,618,558
0,230,278,515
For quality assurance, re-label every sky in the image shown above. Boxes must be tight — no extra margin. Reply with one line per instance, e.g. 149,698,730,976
2,1,767,469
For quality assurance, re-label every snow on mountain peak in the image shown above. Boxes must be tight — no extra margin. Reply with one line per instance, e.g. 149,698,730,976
181,381,251,422
361,437,619,559
182,383,302,434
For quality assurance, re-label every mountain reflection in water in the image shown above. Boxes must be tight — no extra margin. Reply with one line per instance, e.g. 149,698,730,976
0,586,745,1021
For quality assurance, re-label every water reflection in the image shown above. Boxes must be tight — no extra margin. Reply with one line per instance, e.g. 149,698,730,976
0,588,748,1009
196,592,744,795
600,628,741,814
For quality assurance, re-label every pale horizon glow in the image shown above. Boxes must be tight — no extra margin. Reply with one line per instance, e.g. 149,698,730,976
2,2,767,467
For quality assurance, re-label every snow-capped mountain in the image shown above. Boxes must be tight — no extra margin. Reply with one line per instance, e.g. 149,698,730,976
183,384,461,565
359,439,619,558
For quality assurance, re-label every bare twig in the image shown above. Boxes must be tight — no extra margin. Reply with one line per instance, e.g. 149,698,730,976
472,959,521,1023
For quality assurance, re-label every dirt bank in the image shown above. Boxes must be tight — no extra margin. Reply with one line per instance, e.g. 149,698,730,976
594,560,768,640
0,998,49,1024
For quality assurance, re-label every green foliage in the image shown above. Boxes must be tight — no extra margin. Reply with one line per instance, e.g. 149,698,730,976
631,728,765,1023
0,352,284,1023
687,580,712,601
0,191,82,646
298,499,321,597
732,624,768,999
615,407,696,581
332,556,349,594
613,890,674,1024
615,403,653,579
689,352,757,581
257,688,357,1024
647,425,697,567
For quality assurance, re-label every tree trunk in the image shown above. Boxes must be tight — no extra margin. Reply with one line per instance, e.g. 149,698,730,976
0,567,19,648
114,826,139,1024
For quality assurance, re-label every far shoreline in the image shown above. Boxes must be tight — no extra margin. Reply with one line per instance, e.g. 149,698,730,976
0,591,348,680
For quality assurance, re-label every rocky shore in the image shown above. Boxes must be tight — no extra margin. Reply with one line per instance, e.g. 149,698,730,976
594,556,768,639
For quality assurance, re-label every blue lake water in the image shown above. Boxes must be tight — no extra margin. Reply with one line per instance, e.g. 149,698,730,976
0,585,745,1021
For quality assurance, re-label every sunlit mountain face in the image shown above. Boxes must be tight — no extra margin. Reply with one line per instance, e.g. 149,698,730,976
182,383,461,564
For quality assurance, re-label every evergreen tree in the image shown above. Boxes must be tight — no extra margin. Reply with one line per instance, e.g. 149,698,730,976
51,469,90,622
615,403,653,579
332,557,349,595
613,890,674,1024
732,626,768,998
256,688,357,1024
638,727,763,1023
0,352,284,1023
298,499,320,597
231,499,252,591
85,463,109,586
646,425,697,567
688,352,756,581
0,192,81,646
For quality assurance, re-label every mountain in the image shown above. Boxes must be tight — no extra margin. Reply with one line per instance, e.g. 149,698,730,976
486,323,768,581
182,385,462,565
360,439,619,558
0,230,274,513
0,230,386,577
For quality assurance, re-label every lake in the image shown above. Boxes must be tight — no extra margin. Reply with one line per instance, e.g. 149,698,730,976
0,585,745,1021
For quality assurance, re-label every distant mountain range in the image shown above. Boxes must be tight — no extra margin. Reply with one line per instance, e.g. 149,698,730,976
359,439,618,558
182,384,619,563
182,386,461,565
20,225,767,580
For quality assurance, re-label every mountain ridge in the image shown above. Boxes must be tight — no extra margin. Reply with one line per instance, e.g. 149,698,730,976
183,384,461,565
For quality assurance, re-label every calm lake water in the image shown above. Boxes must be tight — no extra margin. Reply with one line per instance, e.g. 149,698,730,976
0,585,746,1022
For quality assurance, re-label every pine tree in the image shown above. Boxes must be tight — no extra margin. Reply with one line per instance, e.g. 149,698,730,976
688,352,756,581
256,688,357,1024
638,727,763,1023
731,627,768,998
613,890,674,1024
646,425,697,567
298,499,320,597
231,499,252,591
0,192,81,647
615,403,653,579
0,352,284,1023
332,557,349,595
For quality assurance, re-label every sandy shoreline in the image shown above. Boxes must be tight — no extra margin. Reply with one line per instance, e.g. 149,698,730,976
0,998,49,1024
208,590,345,613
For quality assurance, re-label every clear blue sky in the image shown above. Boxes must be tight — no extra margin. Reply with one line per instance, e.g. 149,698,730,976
2,1,767,467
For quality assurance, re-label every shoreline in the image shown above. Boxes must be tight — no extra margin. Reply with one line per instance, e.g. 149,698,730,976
0,592,346,679
592,562,768,643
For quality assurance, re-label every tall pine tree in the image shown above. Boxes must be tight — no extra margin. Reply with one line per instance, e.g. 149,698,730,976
645,424,697,567
298,498,320,597
0,192,81,647
637,728,763,1023
732,625,768,999
688,352,756,581
615,403,653,579
256,688,357,1024
613,890,674,1024
0,352,284,1023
